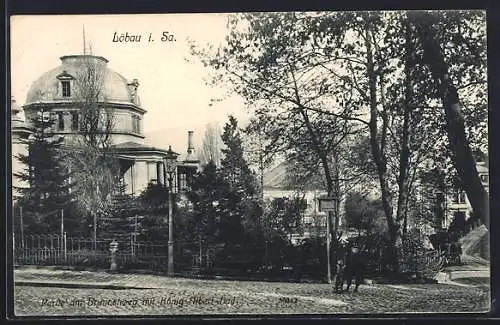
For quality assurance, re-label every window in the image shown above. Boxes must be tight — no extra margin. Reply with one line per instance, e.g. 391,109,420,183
179,173,187,191
480,174,488,184
132,115,141,134
453,191,466,204
131,116,136,133
131,115,141,134
71,112,79,131
61,81,71,97
57,112,64,131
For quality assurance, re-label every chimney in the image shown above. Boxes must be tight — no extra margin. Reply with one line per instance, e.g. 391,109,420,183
187,130,194,154
185,130,198,163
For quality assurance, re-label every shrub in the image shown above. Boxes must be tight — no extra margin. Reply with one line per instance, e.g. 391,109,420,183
429,231,462,266
401,231,446,279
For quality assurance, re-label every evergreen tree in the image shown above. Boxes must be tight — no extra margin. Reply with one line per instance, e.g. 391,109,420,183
137,182,170,242
100,183,142,242
187,161,230,248
14,109,74,234
219,116,260,246
220,115,257,196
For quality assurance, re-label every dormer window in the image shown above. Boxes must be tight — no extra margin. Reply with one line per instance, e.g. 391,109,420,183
56,70,74,98
62,81,71,97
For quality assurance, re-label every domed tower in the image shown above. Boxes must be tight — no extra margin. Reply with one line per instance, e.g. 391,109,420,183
24,55,146,145
19,54,189,196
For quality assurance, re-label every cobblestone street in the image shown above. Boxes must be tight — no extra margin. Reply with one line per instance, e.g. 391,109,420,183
13,268,490,315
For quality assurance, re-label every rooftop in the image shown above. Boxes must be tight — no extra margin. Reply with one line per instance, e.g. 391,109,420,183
25,55,142,107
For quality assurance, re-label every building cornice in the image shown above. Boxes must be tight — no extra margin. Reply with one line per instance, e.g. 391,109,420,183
51,130,146,139
60,55,109,63
23,101,147,114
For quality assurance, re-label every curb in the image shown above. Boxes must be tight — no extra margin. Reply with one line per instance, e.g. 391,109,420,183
14,281,152,290
448,270,489,280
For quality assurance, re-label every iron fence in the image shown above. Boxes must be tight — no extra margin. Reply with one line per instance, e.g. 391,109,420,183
13,233,170,270
13,233,446,279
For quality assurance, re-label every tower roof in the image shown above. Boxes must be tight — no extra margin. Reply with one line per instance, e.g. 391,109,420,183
25,55,142,107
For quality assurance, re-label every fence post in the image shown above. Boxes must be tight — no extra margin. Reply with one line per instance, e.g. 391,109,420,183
64,232,67,262
109,240,118,271
131,236,135,256
20,206,25,249
13,232,16,265
30,235,34,264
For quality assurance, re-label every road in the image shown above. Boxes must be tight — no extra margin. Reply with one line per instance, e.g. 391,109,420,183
13,268,490,316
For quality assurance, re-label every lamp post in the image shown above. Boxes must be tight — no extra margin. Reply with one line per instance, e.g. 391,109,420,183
164,146,178,276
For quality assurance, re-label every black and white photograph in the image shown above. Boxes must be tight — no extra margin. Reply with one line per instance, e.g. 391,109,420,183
9,11,490,316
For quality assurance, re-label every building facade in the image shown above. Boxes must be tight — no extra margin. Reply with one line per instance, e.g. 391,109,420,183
262,161,331,241
442,162,489,229
11,54,199,199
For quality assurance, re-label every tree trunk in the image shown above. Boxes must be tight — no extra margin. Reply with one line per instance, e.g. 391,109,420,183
364,25,402,273
411,15,489,229
332,151,341,267
298,106,336,282
397,21,414,240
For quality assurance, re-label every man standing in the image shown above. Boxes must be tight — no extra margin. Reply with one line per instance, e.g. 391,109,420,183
343,244,365,293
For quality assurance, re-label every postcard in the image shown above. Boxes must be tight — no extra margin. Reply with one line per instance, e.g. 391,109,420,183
9,11,490,317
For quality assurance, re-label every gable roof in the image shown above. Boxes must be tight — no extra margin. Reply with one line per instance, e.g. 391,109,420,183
263,161,289,188
111,141,178,156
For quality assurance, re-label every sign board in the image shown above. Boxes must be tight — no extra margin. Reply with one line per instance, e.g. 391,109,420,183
318,197,337,212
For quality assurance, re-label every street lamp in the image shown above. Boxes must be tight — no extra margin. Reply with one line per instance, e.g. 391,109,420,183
163,145,178,276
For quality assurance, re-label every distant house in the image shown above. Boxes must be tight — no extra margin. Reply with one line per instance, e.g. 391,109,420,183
262,161,329,241
442,162,489,229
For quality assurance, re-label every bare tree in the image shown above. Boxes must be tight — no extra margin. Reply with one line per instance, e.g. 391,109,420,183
198,122,223,167
65,54,120,248
74,54,114,149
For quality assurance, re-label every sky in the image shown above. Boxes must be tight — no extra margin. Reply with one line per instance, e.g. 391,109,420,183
10,13,250,155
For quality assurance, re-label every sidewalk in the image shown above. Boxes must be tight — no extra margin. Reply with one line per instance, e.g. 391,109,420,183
435,264,489,286
14,267,168,289
14,267,490,315
15,265,490,291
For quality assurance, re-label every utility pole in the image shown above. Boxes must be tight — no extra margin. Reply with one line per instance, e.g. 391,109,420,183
326,211,332,284
319,197,335,284
167,176,174,275
164,145,178,277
